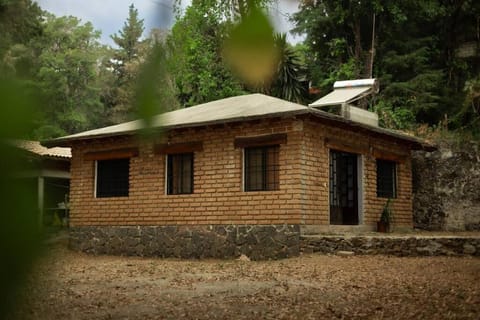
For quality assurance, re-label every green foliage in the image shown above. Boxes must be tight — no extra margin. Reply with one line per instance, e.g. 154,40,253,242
375,1,445,124
0,0,42,63
451,77,480,135
173,0,272,20
135,43,179,133
259,33,307,103
292,0,480,133
167,0,245,107
104,4,147,124
380,198,393,223
320,57,361,89
374,101,415,130
169,0,306,106
0,79,43,318
0,0,42,82
2,4,107,139
223,1,278,87
111,4,144,62
31,14,104,138
292,0,376,85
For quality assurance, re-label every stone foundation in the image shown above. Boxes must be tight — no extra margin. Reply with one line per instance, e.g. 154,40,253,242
69,225,300,260
301,235,480,256
69,225,480,259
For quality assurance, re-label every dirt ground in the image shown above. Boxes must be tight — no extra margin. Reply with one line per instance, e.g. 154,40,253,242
14,245,480,320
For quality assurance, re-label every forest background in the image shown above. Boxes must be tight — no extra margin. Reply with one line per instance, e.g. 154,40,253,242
1,0,479,139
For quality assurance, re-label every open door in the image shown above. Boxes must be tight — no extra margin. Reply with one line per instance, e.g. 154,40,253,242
329,150,359,225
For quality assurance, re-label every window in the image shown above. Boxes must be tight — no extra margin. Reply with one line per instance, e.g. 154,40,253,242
376,159,397,198
167,153,193,195
244,146,279,191
96,158,129,198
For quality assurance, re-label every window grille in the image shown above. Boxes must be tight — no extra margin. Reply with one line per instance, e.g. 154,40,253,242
244,146,279,191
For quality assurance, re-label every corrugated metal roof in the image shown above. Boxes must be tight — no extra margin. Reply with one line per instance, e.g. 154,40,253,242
42,93,435,151
12,140,71,159
308,87,372,107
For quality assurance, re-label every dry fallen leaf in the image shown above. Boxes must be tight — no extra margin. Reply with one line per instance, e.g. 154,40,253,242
11,244,480,320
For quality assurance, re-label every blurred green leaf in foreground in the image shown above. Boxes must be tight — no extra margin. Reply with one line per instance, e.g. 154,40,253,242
0,79,43,318
223,1,279,88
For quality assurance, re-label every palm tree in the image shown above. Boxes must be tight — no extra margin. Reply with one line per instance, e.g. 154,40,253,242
261,33,307,103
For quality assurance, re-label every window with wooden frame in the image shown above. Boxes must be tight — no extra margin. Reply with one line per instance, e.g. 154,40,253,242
167,153,193,195
96,158,130,198
244,145,279,191
376,159,397,198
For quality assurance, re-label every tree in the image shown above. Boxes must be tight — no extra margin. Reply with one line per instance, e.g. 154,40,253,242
374,1,445,125
174,0,272,20
111,4,144,63
454,77,480,134
167,0,245,107
105,4,146,123
292,0,378,86
0,0,43,78
32,13,105,138
292,0,480,131
262,33,307,103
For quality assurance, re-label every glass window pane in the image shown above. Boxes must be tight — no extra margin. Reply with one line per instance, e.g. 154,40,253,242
167,153,193,195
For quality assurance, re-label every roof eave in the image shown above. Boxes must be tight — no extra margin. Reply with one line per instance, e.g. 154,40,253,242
42,109,309,148
41,130,138,148
42,103,435,152
306,108,436,151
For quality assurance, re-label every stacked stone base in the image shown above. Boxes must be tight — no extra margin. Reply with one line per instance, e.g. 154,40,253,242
69,226,480,259
69,225,300,260
301,235,480,256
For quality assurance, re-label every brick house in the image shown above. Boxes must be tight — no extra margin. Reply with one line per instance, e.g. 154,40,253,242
44,93,433,259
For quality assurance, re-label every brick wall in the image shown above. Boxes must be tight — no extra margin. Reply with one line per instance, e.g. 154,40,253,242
69,118,304,227
69,116,413,229
363,154,413,227
301,118,413,228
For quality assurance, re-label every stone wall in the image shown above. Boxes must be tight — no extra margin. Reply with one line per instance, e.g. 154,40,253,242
413,141,480,231
301,235,480,256
69,224,300,260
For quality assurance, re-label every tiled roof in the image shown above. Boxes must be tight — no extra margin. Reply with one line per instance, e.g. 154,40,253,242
12,140,71,159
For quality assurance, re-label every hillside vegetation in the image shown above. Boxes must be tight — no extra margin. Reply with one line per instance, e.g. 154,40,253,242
1,0,478,138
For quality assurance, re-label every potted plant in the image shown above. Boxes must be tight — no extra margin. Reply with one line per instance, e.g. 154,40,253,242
377,198,393,232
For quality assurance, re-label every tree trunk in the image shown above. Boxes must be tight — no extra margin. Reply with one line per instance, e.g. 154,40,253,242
353,20,362,61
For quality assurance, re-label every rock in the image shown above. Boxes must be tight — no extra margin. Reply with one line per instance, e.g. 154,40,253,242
300,235,480,257
237,254,251,261
70,225,300,260
337,250,355,256
413,141,480,231
463,243,476,255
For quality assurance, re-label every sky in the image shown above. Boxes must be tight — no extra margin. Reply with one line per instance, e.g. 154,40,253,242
35,0,303,46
